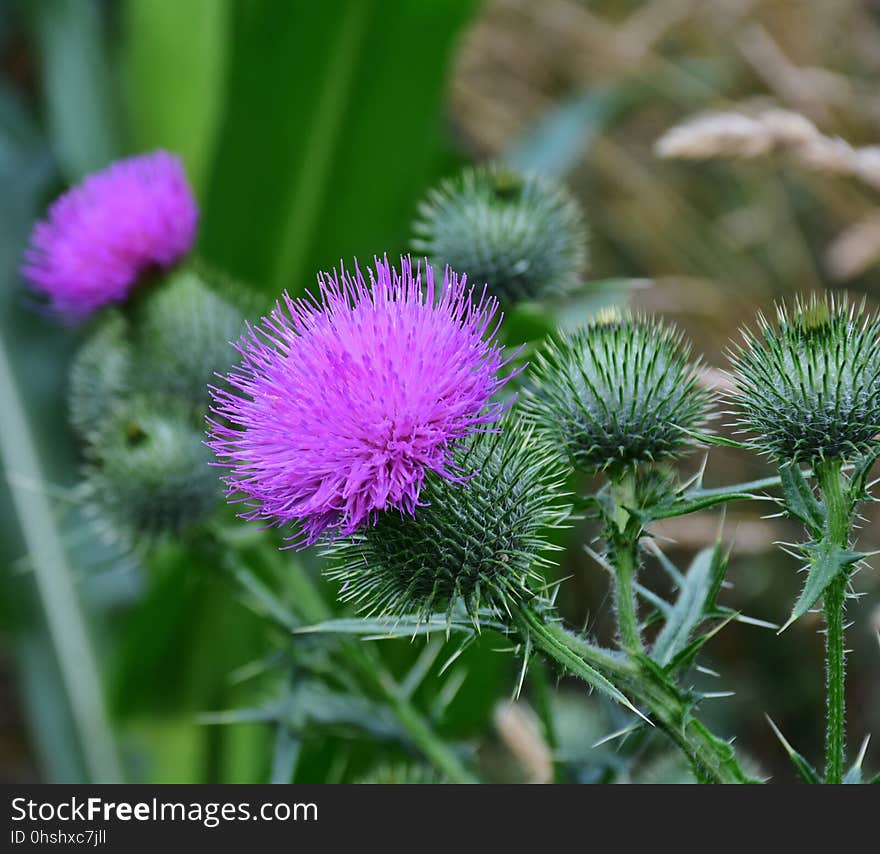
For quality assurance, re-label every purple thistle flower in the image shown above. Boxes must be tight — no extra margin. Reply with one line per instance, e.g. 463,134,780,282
208,255,517,548
22,151,198,317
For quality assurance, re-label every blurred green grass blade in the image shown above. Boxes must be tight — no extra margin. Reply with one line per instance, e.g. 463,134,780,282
198,0,478,293
0,334,122,783
26,0,120,180
0,83,120,783
122,0,230,193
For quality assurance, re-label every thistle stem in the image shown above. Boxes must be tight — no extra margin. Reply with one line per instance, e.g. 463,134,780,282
823,575,846,785
814,460,850,784
609,469,644,654
512,603,754,784
611,537,643,654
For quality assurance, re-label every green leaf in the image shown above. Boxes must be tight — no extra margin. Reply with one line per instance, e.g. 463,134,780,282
197,0,479,294
779,462,825,537
843,735,871,784
766,716,821,783
652,544,728,666
293,614,501,640
269,724,301,785
848,445,880,509
27,0,120,180
122,0,230,194
0,83,120,782
781,541,862,632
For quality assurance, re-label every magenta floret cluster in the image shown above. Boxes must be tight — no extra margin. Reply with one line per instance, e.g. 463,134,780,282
208,255,515,547
22,150,198,317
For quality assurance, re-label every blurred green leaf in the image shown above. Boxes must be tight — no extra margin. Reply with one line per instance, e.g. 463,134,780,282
26,0,120,180
122,0,230,193
196,0,478,294
503,88,630,179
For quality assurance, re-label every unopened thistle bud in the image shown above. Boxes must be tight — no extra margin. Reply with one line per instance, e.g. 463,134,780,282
325,425,570,621
729,295,880,462
412,165,587,305
68,311,132,440
83,400,219,542
132,267,247,408
524,309,709,473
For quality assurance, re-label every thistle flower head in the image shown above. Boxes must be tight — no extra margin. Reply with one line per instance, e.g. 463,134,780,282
413,165,587,305
208,255,515,548
22,151,198,317
523,309,709,473
326,425,570,620
729,295,880,462
84,400,219,543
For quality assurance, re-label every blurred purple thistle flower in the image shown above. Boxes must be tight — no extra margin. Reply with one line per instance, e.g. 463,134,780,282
208,255,517,548
22,151,198,317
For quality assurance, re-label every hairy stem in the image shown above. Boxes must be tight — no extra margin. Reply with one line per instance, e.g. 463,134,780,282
513,602,755,784
611,537,643,654
815,460,850,784
823,575,846,784
609,470,644,654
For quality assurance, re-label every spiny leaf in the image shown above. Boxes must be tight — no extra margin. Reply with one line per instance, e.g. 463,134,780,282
766,715,821,783
779,461,825,538
664,612,736,673
848,445,880,508
293,614,502,639
843,735,871,784
652,544,727,666
780,541,863,633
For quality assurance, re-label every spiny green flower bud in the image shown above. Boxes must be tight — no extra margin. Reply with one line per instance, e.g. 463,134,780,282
131,267,247,408
412,165,588,305
83,399,219,542
523,309,709,473
68,311,132,440
326,425,571,621
729,295,880,462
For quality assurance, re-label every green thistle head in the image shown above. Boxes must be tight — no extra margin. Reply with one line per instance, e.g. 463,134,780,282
523,309,710,473
131,267,247,408
412,165,588,305
325,425,571,622
68,311,132,440
729,295,880,463
83,399,220,543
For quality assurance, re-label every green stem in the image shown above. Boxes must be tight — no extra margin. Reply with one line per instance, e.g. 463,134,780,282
212,535,477,783
514,602,754,784
611,538,643,654
609,469,644,654
823,575,846,784
815,460,850,784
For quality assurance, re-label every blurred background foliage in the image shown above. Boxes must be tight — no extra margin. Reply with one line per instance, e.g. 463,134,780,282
1,0,879,783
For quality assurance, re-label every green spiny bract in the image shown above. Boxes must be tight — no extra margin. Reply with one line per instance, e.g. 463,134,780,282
412,165,587,305
131,267,247,408
68,311,132,441
82,398,220,543
729,295,880,463
523,310,710,473
325,425,571,623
